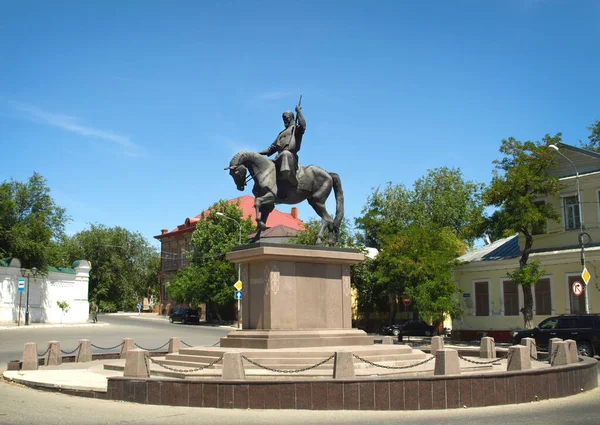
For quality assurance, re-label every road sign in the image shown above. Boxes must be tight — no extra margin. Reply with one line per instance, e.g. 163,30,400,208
234,290,243,300
18,278,25,292
402,297,411,307
234,280,243,291
572,281,584,296
581,267,591,285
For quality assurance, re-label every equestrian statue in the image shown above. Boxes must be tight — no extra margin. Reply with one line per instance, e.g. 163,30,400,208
225,97,344,245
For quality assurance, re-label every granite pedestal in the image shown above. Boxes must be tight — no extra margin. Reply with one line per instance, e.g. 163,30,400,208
220,243,373,349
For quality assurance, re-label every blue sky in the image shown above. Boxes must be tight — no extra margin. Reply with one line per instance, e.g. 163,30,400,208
1,1,599,249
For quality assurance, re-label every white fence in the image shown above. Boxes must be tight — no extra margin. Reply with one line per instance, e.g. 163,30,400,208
0,259,91,324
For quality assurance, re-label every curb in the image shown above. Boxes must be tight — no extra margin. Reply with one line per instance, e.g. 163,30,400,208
0,323,109,331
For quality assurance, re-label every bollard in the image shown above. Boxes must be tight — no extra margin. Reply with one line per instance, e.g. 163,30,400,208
22,343,38,370
222,352,246,380
430,336,445,356
333,351,356,379
76,339,92,363
381,336,394,345
168,337,181,353
520,337,537,360
123,349,150,378
480,337,496,359
434,348,460,375
565,340,579,363
46,341,61,366
507,345,531,371
120,338,135,359
551,341,571,366
548,338,562,360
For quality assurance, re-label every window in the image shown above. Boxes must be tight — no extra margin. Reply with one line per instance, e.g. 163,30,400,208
568,275,587,313
173,253,178,267
539,317,558,330
563,196,580,230
181,250,186,268
535,278,551,315
164,253,169,270
475,281,489,316
503,281,519,316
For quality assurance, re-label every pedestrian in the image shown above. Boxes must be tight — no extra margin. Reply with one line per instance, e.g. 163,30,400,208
90,301,98,323
137,301,142,315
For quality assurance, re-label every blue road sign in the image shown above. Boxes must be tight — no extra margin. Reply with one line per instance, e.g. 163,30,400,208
234,290,243,300
18,278,25,292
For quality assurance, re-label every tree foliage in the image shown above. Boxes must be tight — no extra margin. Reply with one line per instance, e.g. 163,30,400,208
62,224,160,312
355,167,483,324
483,135,561,328
580,119,600,152
0,173,69,270
167,200,254,320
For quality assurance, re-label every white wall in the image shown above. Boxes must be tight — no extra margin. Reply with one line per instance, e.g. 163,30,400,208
0,259,91,324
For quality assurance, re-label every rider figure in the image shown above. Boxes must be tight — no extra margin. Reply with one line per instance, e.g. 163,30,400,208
259,105,305,199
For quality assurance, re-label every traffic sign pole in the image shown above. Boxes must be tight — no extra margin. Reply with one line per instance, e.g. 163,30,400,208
18,293,22,327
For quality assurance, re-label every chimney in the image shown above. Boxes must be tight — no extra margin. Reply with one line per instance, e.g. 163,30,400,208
161,228,168,235
291,207,298,219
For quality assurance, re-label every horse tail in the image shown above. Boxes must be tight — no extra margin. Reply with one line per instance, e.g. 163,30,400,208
329,172,344,231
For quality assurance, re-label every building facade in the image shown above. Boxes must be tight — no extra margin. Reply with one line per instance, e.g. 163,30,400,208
453,143,600,341
154,195,303,314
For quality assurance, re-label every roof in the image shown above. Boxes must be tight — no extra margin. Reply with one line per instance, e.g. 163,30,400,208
457,234,520,263
248,224,300,239
155,195,304,239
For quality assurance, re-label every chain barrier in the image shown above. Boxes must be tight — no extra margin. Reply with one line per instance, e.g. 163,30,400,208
91,342,124,350
242,354,336,374
37,346,51,357
60,343,82,355
212,341,221,347
148,355,223,373
134,341,169,351
352,353,436,370
181,340,193,348
549,348,560,366
457,352,509,365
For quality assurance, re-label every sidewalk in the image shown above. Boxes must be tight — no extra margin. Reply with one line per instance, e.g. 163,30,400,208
0,322,108,331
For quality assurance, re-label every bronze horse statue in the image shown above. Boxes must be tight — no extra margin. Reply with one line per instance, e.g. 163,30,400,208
226,150,344,245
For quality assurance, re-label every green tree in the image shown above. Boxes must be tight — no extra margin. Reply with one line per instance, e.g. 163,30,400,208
377,225,464,326
484,135,561,328
355,167,483,324
0,172,69,270
580,119,600,152
168,199,254,321
64,224,159,312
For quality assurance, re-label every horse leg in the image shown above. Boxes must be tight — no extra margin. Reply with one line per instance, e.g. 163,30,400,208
308,199,334,245
252,194,275,241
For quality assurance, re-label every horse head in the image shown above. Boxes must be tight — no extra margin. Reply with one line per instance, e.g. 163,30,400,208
225,164,248,191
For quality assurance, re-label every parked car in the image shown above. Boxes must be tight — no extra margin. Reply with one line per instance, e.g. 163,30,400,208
381,323,404,337
399,319,436,338
512,314,600,357
169,308,200,325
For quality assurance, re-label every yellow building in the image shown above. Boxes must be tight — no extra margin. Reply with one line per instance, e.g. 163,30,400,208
453,143,600,341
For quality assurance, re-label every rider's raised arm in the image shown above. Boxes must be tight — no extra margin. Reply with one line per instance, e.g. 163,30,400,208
296,106,306,134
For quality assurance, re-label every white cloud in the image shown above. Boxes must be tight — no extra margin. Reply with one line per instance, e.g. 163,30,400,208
12,102,143,157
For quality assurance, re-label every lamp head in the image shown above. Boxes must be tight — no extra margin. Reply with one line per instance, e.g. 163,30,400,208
31,267,37,276
216,212,225,217
549,144,559,151
20,268,26,277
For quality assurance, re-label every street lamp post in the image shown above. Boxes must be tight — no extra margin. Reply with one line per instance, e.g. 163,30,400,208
549,144,589,313
24,266,38,325
216,212,243,328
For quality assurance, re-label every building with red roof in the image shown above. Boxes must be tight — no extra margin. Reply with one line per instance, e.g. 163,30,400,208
154,195,303,312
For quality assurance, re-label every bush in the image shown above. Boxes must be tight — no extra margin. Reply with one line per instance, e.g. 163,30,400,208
99,300,117,313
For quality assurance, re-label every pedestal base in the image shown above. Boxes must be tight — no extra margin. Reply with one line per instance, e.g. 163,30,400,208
220,329,374,349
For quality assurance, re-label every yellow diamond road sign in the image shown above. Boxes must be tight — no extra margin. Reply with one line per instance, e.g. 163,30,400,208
582,267,590,285
234,280,243,291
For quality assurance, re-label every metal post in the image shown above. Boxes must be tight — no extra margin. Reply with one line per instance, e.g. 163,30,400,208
549,145,589,313
25,272,30,326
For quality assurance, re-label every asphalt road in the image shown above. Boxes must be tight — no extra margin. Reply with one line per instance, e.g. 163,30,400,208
1,316,599,424
0,314,232,371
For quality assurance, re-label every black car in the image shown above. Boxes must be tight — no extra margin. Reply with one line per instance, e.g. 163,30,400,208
382,319,436,338
169,308,200,324
512,314,600,357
